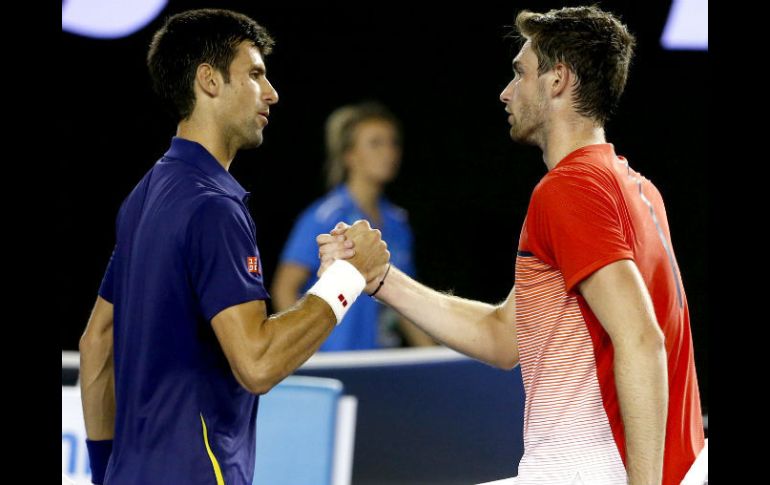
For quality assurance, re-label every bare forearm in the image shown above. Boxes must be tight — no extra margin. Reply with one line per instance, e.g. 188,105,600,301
614,339,668,485
79,335,116,440
377,266,516,368
580,260,669,485
252,296,336,388
79,297,116,440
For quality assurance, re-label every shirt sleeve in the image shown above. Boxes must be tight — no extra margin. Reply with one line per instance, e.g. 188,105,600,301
527,173,634,294
98,199,126,304
187,196,270,322
97,246,116,303
279,207,330,273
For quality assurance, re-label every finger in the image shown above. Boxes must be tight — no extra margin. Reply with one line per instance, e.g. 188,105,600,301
351,219,372,230
319,241,348,256
334,249,355,259
331,222,350,236
320,248,355,260
316,233,335,245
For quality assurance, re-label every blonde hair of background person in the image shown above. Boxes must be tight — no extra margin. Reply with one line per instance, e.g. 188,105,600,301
272,102,434,349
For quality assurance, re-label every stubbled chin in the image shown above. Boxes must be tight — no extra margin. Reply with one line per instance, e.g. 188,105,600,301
240,134,263,150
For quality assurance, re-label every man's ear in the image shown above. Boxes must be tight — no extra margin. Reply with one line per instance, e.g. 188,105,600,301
549,62,572,98
195,63,220,98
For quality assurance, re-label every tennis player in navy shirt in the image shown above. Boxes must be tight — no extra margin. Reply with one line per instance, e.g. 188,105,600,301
78,9,390,485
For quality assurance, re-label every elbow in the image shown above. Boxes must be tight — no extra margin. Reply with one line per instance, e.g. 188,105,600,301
492,349,520,371
245,376,277,396
239,362,282,396
78,334,91,355
496,360,518,371
79,329,106,356
495,357,519,371
639,326,666,352
618,326,666,358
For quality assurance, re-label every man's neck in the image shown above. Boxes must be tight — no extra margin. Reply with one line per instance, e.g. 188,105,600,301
176,119,235,172
345,177,382,221
541,118,606,171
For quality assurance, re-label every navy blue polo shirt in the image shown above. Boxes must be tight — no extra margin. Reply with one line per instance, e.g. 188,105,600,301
98,137,269,485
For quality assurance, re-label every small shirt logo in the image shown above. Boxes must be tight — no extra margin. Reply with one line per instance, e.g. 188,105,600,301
337,294,348,307
247,257,261,275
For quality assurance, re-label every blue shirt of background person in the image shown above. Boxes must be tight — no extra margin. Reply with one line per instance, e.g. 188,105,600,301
272,102,434,350
280,184,414,350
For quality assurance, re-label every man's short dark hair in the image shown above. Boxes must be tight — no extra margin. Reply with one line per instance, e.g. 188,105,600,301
147,9,275,121
513,5,636,125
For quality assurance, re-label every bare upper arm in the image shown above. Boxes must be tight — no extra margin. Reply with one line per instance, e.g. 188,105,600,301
81,296,114,344
491,285,519,369
495,285,516,325
210,300,269,392
578,259,664,346
270,262,311,311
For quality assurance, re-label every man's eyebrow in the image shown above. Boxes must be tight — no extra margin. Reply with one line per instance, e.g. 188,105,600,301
251,65,266,74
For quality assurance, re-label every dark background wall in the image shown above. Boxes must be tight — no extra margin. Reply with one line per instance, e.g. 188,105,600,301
60,0,707,413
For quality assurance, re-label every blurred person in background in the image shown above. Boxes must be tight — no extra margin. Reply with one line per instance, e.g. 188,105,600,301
272,102,434,350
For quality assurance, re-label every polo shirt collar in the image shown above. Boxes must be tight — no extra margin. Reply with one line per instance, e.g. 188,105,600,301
164,136,250,202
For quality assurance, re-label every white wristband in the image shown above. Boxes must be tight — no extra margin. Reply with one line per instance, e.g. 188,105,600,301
307,260,366,324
